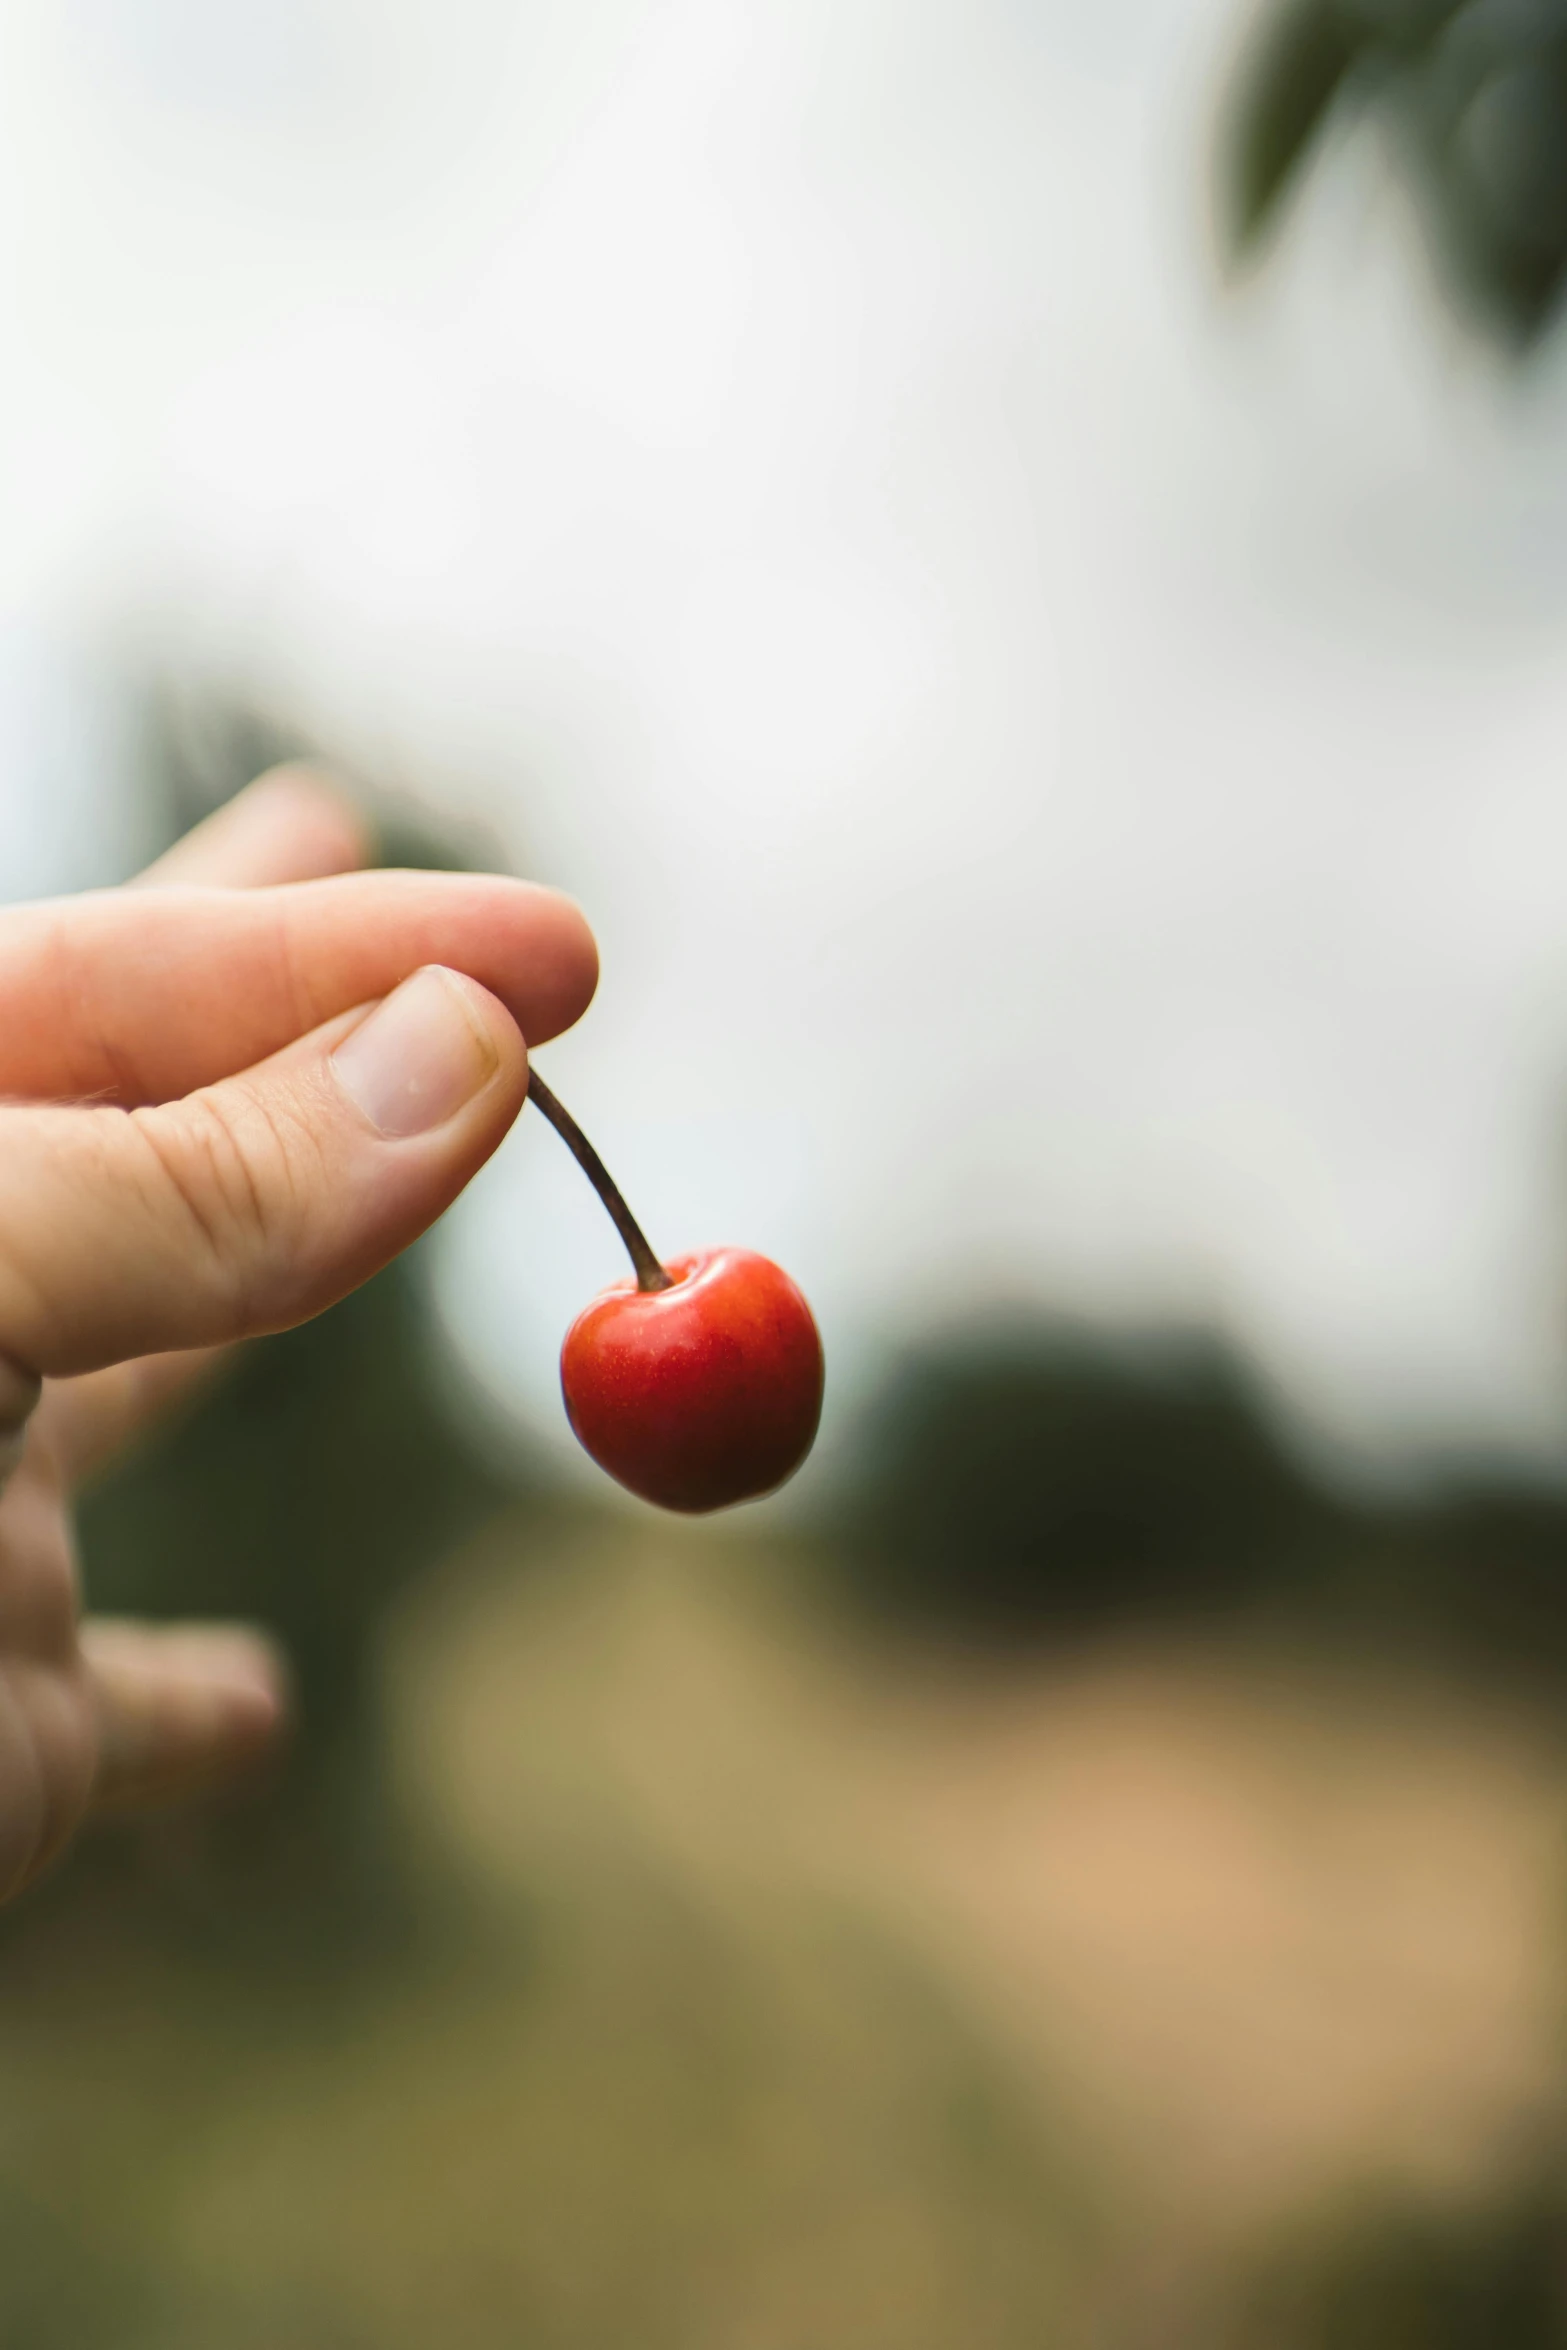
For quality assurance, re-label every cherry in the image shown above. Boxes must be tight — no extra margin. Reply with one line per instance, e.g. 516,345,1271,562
527,1071,824,1512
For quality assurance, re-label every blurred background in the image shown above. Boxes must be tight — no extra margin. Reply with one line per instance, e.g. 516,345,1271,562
10,0,1567,2341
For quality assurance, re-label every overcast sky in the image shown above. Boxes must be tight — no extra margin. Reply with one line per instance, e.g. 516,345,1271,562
7,0,1567,1489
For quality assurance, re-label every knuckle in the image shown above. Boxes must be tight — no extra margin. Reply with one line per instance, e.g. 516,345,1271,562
130,1085,314,1321
0,1471,78,1662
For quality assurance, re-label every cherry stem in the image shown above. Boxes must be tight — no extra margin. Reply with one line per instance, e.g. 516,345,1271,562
526,1069,673,1294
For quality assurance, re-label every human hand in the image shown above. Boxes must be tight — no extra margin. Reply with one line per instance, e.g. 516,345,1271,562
0,767,597,1906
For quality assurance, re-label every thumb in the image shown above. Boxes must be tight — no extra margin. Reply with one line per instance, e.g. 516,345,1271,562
0,965,527,1377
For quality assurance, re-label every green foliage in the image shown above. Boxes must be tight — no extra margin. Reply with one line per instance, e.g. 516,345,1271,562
1245,2174,1567,2348
841,1321,1340,1635
839,1314,1567,1672
1221,0,1567,345
1222,0,1362,247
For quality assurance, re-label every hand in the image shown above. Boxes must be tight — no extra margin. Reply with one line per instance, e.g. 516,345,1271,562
0,767,597,1906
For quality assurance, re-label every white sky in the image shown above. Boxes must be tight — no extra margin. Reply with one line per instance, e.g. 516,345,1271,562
6,0,1567,1487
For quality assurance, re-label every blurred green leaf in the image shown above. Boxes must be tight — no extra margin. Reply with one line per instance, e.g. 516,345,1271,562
1221,0,1567,344
1223,0,1359,250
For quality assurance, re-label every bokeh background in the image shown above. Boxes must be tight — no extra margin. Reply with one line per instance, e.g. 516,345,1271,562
8,0,1567,2341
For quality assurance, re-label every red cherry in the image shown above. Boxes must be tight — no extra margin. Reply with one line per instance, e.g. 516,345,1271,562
525,1070,825,1513
560,1247,824,1512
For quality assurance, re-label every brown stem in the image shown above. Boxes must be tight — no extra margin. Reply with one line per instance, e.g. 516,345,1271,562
526,1069,673,1293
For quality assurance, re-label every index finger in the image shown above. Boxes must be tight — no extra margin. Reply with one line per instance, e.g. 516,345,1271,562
0,870,597,1105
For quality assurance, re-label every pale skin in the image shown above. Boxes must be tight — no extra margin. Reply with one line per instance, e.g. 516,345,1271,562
0,765,598,1907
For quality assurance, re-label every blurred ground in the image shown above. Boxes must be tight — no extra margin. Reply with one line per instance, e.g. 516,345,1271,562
390,1519,1567,2326
9,1499,1567,2346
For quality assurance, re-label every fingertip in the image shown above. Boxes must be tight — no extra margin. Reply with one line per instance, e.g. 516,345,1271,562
186,1620,292,1708
426,962,534,1126
164,1624,293,1764
568,897,600,1016
435,962,530,1058
328,965,527,1142
83,1619,294,1809
136,763,372,890
201,1629,293,1761
83,1616,291,1710
528,890,600,1043
243,764,372,878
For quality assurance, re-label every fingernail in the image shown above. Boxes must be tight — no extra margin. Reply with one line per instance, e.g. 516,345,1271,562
331,966,500,1137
